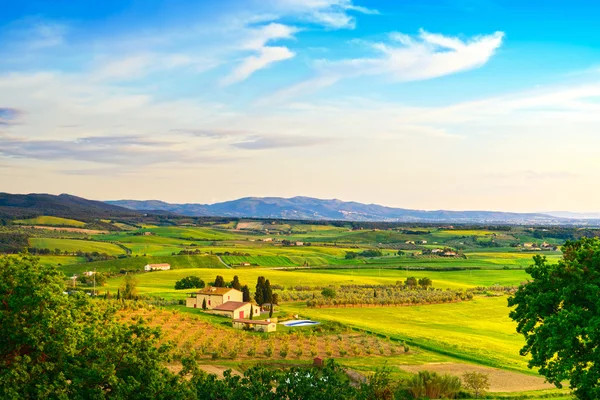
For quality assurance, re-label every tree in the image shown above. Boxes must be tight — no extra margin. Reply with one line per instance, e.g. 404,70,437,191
175,276,205,290
321,288,336,299
121,274,138,299
242,285,251,302
250,305,253,320
509,238,600,399
264,279,273,304
462,372,490,398
202,298,207,310
231,275,242,291
254,276,266,306
418,277,432,289
272,293,279,305
116,288,121,300
0,255,184,398
214,275,225,288
405,277,418,288
269,306,273,318
345,252,358,260
397,250,405,256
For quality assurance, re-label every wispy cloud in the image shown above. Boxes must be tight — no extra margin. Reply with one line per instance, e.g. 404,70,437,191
222,23,297,85
265,29,504,102
272,0,378,29
231,135,333,150
0,107,23,126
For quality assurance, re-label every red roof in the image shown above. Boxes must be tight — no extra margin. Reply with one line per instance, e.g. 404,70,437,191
213,301,249,311
148,263,170,267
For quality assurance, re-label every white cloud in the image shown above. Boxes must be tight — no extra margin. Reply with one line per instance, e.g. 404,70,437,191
265,29,504,101
222,23,297,85
272,0,378,29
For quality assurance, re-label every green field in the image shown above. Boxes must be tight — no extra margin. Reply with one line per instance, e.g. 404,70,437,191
60,254,224,275
286,297,528,373
14,216,86,227
29,238,126,255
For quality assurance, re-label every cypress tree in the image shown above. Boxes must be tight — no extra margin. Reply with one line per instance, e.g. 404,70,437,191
242,285,251,302
214,275,225,287
254,276,266,306
250,305,254,320
264,279,273,305
231,275,242,291
202,298,207,310
116,289,120,300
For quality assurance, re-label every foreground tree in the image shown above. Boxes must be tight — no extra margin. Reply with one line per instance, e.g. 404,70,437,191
509,238,600,400
462,372,489,398
0,255,185,399
121,273,139,299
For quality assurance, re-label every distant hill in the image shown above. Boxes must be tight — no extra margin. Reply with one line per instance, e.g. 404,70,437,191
108,196,564,224
0,193,139,220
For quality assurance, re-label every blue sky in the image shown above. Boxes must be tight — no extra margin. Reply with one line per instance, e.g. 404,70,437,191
1,0,600,211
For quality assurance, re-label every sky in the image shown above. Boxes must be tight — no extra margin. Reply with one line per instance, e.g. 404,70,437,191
1,0,600,212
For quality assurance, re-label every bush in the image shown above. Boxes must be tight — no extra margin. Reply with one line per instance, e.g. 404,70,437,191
174,276,205,290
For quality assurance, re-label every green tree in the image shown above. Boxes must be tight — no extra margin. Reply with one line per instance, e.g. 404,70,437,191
509,238,600,399
250,305,253,320
121,273,138,300
254,276,266,306
231,275,242,291
214,275,225,288
321,287,336,299
202,298,207,310
264,279,273,304
418,277,432,289
0,255,185,399
241,285,251,302
405,277,418,288
175,276,205,290
462,372,490,398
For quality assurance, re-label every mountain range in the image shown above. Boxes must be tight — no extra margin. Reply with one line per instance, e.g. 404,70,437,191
107,196,567,223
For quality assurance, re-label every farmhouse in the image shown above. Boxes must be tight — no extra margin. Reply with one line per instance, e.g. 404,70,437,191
232,318,277,332
441,251,457,257
83,271,96,276
212,301,259,319
186,287,243,309
295,241,304,246
239,262,251,266
144,263,171,271
431,248,443,254
262,238,273,242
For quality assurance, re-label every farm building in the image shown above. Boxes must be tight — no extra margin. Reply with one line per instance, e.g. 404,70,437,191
212,301,259,319
186,287,243,309
82,271,96,276
431,249,443,254
232,318,276,332
295,241,304,246
144,263,171,271
441,251,457,257
239,262,251,266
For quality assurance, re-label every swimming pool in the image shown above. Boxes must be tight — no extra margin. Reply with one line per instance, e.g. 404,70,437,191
281,320,320,327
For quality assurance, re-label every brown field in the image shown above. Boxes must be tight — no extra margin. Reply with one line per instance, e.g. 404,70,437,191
118,307,411,362
25,225,109,234
399,363,554,392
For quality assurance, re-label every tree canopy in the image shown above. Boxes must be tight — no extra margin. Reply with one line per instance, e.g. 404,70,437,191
0,255,182,398
509,238,600,399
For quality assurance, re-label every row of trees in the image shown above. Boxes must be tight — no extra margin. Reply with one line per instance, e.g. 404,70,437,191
304,285,472,308
345,249,383,259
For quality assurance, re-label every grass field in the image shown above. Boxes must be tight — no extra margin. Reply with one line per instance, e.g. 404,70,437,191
61,254,224,275
14,216,86,227
29,238,126,255
285,296,530,373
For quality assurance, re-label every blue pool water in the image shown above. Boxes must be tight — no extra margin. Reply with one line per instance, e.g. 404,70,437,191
281,320,320,327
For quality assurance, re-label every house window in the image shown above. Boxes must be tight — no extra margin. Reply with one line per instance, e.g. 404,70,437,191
228,296,230,300
208,300,211,306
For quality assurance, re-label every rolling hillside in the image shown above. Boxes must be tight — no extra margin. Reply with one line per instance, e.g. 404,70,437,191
108,196,565,223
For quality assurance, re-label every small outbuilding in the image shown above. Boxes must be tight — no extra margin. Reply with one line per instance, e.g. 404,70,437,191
232,318,277,332
144,263,171,271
